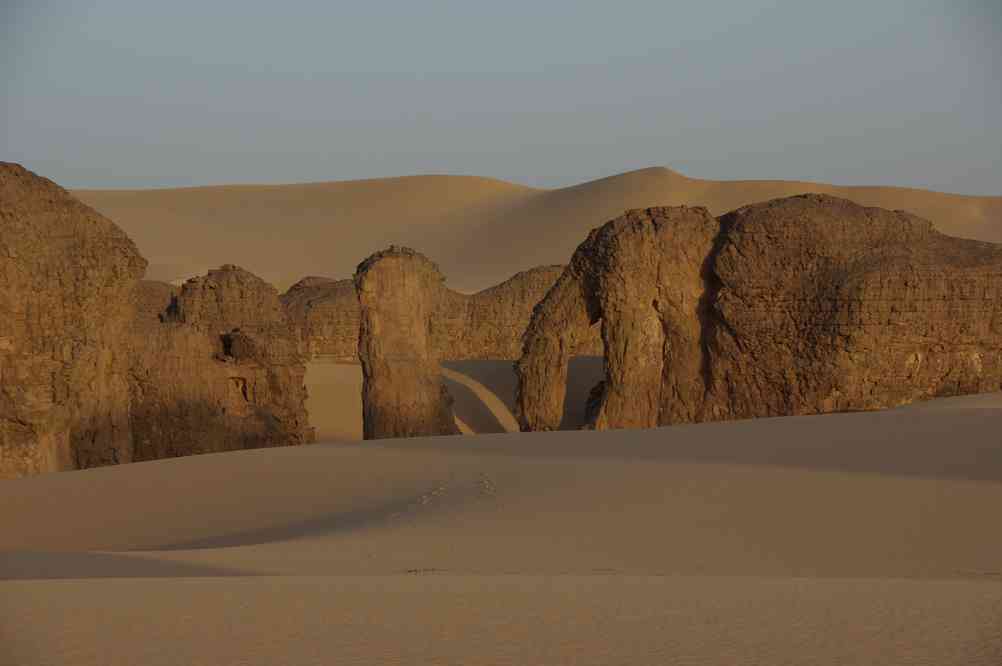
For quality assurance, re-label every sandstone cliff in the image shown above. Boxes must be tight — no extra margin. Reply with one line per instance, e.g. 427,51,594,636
517,195,1002,431
1,162,147,478
354,247,460,439
282,265,601,361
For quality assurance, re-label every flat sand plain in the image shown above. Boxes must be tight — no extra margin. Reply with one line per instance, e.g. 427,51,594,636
2,169,1000,664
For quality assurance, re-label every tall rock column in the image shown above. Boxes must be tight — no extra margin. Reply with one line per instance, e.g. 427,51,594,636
354,247,460,439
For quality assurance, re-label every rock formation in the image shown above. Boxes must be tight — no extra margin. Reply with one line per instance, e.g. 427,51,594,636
517,195,1002,431
705,195,1002,419
437,265,602,360
130,266,314,461
1,162,147,478
281,277,360,360
516,206,719,431
1,163,313,479
354,247,460,439
282,265,601,361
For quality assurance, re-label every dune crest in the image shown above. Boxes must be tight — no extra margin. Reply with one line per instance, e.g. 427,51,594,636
74,166,1001,293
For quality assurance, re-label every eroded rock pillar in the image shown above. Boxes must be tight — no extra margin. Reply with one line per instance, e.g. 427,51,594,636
355,246,460,439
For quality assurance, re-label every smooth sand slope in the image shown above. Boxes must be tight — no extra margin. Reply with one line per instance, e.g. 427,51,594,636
2,396,1002,664
75,167,1002,292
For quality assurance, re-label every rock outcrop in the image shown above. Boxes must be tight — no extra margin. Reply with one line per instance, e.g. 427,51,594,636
704,195,1002,419
517,195,1002,431
1,163,314,479
281,277,359,360
282,265,601,361
354,247,460,439
130,267,314,461
1,162,147,478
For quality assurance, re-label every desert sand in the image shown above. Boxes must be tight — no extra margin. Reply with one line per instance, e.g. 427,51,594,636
2,394,1001,664
74,167,1002,292
3,168,1000,663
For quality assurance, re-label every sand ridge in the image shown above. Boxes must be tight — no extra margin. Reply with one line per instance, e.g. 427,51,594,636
74,167,1001,292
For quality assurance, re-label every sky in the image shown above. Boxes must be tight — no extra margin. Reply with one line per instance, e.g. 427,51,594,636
1,0,999,194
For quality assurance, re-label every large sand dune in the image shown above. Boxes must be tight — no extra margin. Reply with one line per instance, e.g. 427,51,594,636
2,396,1001,663
74,167,1001,292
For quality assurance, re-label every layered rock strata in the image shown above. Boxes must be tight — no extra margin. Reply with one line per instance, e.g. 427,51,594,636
354,247,460,439
517,195,1002,431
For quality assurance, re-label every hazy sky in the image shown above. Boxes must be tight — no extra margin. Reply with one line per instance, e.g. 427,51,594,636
2,0,999,193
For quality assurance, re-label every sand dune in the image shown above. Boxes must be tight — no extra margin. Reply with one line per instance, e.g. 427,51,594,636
4,576,999,666
74,167,1001,292
2,396,1001,663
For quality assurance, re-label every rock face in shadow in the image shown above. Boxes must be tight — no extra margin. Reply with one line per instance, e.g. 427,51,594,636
1,163,314,479
354,247,460,439
517,195,1002,431
1,163,147,478
282,266,601,361
131,267,314,460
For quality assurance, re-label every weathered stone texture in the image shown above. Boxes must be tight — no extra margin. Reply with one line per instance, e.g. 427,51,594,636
282,265,601,361
354,247,460,439
516,207,719,431
1,162,147,478
168,265,289,335
1,163,314,478
131,268,314,461
517,195,1002,431
449,266,601,360
281,277,359,360
704,195,1002,419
